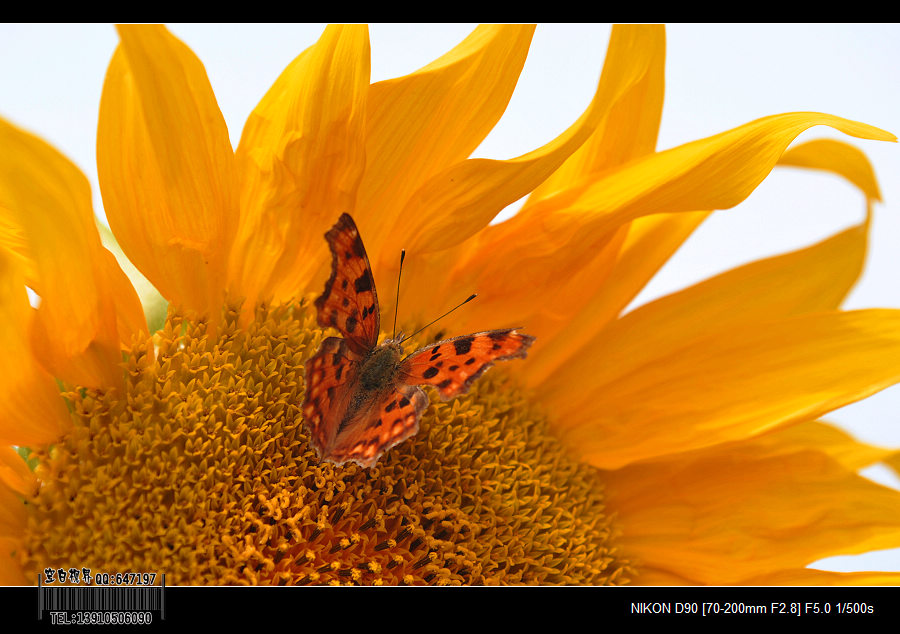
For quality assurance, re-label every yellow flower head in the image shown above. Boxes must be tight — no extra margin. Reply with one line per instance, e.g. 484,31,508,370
1,24,899,586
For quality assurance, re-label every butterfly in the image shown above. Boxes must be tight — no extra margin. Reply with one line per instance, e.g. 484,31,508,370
302,213,535,468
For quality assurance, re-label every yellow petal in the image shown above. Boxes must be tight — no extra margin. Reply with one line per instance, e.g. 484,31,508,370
0,537,26,585
531,137,884,383
359,25,534,262
526,208,867,405
0,447,37,498
394,24,669,327
561,310,900,468
740,568,900,585
98,222,167,334
623,568,694,585
98,24,238,319
598,137,883,325
521,211,711,386
530,130,885,466
751,420,894,472
606,444,900,585
451,24,667,363
0,452,27,585
1,204,145,349
461,114,892,319
522,24,665,209
524,139,880,385
0,250,70,446
0,204,34,287
391,27,657,259
779,138,883,201
0,118,138,388
229,25,370,311
0,448,33,583
883,452,900,480
540,112,893,241
0,476,25,540
428,114,888,380
99,247,150,346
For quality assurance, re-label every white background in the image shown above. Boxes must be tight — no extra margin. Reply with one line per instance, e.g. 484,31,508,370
1,23,899,573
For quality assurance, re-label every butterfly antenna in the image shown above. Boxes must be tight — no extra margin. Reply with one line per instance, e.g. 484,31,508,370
401,294,477,344
392,249,405,340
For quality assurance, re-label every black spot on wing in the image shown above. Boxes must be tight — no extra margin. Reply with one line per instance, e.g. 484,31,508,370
354,272,373,294
422,366,439,379
454,337,474,355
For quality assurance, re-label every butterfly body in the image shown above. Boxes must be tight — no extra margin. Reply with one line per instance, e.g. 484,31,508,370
357,340,404,392
337,340,407,435
303,214,535,468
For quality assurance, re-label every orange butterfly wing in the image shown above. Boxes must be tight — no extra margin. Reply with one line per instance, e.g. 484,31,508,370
400,328,536,401
314,213,379,356
304,337,429,468
320,385,428,468
303,336,361,457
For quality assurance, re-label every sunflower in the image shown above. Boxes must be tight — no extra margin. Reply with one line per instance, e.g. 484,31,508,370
1,23,899,586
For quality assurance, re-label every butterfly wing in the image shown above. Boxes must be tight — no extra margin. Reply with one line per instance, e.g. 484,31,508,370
303,336,361,458
314,213,380,356
400,328,536,401
325,384,428,468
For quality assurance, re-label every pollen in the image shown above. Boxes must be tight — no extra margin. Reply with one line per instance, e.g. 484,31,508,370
16,301,631,585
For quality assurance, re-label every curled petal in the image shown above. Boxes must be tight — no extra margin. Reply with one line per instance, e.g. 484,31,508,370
397,24,668,326
779,138,882,201
391,25,670,260
523,24,666,210
360,25,535,266
538,112,893,241
458,113,893,326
